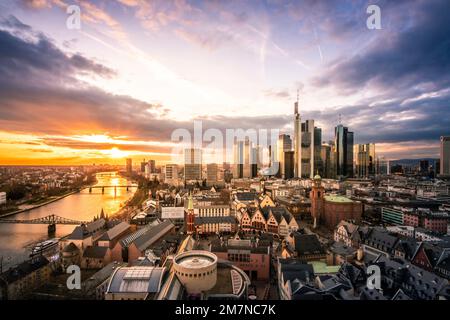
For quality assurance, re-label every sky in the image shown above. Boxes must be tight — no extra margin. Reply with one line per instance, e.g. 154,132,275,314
0,0,449,165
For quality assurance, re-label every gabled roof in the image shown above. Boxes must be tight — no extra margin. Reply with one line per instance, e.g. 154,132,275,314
82,246,109,259
261,206,293,224
336,220,359,237
394,238,419,260
98,221,131,241
120,220,175,252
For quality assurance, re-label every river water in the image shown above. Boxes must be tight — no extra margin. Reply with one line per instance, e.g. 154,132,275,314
0,172,137,269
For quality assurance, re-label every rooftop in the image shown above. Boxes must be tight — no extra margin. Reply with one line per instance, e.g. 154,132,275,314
324,195,354,203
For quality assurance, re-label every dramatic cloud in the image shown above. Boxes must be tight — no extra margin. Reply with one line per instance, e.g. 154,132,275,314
312,0,450,94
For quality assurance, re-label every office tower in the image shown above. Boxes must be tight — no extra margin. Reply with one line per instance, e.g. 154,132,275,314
140,159,146,173
419,160,429,175
233,138,253,179
184,148,202,181
301,120,315,179
126,158,132,174
321,144,331,179
148,160,156,173
354,144,376,177
284,151,295,179
233,140,244,179
243,138,252,178
314,127,322,176
376,156,389,175
440,136,450,176
251,147,258,178
294,92,302,178
335,124,354,178
206,163,218,185
164,164,179,184
277,134,292,178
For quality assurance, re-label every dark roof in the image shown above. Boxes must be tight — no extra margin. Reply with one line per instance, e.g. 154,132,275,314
98,222,130,241
194,216,237,225
394,238,419,260
82,246,109,259
235,192,257,202
63,242,79,253
419,242,449,268
1,256,49,283
374,255,447,300
279,259,315,283
120,220,175,252
364,227,399,253
293,234,325,256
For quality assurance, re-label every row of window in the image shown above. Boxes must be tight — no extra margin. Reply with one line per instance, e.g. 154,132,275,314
175,268,216,278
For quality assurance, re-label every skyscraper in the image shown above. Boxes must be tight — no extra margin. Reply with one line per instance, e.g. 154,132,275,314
440,136,450,176
148,160,156,173
301,120,315,179
184,148,202,181
335,124,354,178
233,138,253,178
284,151,295,179
126,158,132,174
354,143,376,177
206,163,219,186
294,92,302,178
314,127,322,176
277,134,292,178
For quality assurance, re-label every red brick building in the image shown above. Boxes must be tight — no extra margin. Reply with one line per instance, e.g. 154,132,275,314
210,237,271,281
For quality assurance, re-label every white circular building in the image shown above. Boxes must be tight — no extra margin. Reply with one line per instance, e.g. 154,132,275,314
173,250,217,294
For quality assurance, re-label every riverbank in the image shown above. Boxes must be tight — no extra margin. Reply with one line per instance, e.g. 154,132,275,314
0,189,80,219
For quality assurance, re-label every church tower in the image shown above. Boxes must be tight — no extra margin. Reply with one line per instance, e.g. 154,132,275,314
185,194,195,235
310,173,324,228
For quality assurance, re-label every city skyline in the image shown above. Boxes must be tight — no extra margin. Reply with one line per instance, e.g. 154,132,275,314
1,0,450,165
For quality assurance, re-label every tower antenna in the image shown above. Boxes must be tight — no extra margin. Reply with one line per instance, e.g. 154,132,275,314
339,113,342,125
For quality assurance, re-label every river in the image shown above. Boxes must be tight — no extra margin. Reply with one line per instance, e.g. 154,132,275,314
0,172,137,269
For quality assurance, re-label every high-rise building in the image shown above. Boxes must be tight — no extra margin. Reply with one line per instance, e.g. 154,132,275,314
233,138,253,178
335,125,354,178
300,120,315,179
243,138,252,178
164,164,179,184
206,163,218,185
376,156,389,175
184,148,202,181
314,128,322,176
354,143,376,177
148,160,156,174
284,151,295,179
294,92,302,178
440,136,450,176
140,159,146,173
321,144,332,179
233,140,244,179
277,134,292,178
126,158,132,174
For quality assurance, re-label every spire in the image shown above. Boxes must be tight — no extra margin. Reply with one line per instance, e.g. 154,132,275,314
187,193,193,210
